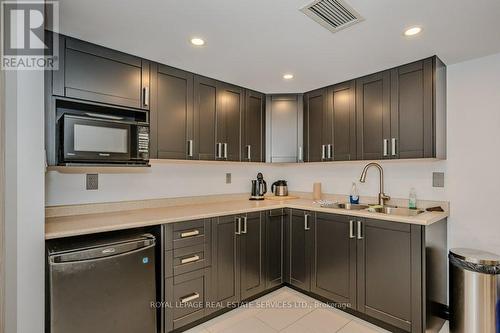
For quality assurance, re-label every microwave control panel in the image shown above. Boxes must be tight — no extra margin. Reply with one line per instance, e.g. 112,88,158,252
137,126,150,155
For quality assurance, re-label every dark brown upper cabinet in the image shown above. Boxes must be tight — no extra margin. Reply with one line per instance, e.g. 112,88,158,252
356,70,391,160
311,213,357,308
303,88,328,162
217,83,243,161
242,90,265,162
53,36,150,110
390,57,446,159
193,76,218,161
150,64,194,159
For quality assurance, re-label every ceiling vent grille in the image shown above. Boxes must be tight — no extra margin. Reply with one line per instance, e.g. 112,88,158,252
300,0,363,33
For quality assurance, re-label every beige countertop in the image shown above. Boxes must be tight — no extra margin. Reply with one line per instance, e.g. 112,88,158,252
45,196,449,239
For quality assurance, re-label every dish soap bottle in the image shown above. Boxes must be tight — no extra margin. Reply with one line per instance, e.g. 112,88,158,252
350,182,359,204
409,188,417,209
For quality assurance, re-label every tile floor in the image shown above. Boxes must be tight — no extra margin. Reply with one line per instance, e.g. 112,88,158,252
183,287,450,333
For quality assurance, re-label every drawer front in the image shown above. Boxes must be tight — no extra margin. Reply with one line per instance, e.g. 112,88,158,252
165,268,211,331
165,243,211,278
164,219,210,250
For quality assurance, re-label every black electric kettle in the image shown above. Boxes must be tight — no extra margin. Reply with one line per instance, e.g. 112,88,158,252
271,180,288,196
250,173,267,200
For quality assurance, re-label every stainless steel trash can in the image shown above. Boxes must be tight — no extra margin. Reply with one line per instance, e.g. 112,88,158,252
449,248,500,333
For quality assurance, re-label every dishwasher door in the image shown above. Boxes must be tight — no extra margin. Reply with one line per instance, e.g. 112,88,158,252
48,234,156,333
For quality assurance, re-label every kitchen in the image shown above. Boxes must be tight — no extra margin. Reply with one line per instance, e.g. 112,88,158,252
2,1,500,333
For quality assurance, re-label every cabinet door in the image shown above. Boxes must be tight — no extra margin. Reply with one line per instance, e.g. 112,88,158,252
270,95,300,163
312,213,356,308
356,71,391,160
356,218,422,332
240,212,266,300
288,210,312,291
390,58,434,159
217,84,243,161
194,76,217,160
330,81,356,161
151,64,193,159
210,215,240,312
304,89,328,162
266,209,285,288
62,38,149,109
242,90,265,162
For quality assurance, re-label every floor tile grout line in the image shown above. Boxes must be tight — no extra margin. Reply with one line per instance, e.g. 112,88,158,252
275,307,317,332
334,318,352,333
253,315,280,332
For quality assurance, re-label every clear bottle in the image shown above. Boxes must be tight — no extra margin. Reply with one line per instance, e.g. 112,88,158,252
350,182,359,204
409,188,417,209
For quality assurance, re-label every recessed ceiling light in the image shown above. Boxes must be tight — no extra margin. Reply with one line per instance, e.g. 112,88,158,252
190,38,205,46
283,74,294,80
404,26,422,37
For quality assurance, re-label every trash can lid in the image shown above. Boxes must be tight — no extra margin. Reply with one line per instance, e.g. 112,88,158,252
450,248,500,266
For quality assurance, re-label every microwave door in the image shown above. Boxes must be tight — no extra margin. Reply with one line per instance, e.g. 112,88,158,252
63,116,131,162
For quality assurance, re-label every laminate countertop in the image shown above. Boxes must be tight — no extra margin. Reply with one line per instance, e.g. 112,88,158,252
45,197,449,239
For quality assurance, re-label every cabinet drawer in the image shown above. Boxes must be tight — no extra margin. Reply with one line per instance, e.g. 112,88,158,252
165,268,211,331
164,219,211,250
165,243,211,278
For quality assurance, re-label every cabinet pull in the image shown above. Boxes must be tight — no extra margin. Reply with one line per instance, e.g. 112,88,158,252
180,230,200,238
383,139,388,157
180,292,200,304
241,216,248,234
216,143,222,159
246,145,251,161
327,144,333,160
357,221,363,240
187,140,193,157
143,86,149,107
349,220,355,239
235,217,241,235
391,138,397,156
181,255,200,264
298,146,303,162
321,145,326,160
223,143,228,159
304,213,311,230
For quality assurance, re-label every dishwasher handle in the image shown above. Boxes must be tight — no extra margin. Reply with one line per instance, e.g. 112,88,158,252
49,238,155,265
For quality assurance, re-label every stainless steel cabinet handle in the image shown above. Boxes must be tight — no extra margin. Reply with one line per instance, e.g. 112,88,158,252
304,213,311,230
321,145,326,160
349,220,355,239
235,217,241,235
143,86,149,107
223,143,228,159
216,143,222,159
383,139,388,157
181,255,200,264
246,145,251,161
187,140,193,157
357,220,363,240
241,216,248,234
391,138,397,156
180,230,200,238
180,292,200,304
327,144,333,160
298,146,303,162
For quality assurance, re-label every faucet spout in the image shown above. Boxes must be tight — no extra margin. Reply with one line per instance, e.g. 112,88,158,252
359,162,390,206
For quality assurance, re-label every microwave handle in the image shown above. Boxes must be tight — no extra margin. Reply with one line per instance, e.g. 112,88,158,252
84,112,124,121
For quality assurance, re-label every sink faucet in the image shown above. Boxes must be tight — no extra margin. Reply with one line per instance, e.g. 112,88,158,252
359,162,391,206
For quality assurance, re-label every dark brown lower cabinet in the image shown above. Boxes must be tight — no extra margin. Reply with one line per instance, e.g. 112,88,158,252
311,213,357,308
266,209,285,288
240,212,266,299
287,209,313,292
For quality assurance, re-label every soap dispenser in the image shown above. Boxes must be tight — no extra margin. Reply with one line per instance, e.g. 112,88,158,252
409,188,417,209
350,182,359,204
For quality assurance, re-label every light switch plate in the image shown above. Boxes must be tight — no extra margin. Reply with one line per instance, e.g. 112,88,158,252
432,172,444,188
86,174,98,190
226,173,232,184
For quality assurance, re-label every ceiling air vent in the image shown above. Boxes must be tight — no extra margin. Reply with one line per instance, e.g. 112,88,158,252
300,0,363,33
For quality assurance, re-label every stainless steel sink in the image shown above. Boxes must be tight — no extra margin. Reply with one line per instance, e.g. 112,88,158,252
320,202,369,210
371,206,425,216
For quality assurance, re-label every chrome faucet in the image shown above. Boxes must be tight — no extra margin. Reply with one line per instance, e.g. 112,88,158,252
359,162,391,206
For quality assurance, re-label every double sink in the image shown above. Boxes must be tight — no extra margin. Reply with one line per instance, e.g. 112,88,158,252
320,202,425,217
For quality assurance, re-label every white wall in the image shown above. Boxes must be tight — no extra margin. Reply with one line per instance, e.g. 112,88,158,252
4,69,45,331
46,52,500,257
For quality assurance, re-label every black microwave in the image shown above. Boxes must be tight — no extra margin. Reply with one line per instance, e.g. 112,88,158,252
59,112,149,165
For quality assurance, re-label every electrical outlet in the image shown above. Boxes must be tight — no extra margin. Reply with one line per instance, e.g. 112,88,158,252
226,173,232,184
86,174,98,190
432,172,444,188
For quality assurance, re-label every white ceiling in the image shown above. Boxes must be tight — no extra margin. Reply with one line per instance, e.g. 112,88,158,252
58,0,500,93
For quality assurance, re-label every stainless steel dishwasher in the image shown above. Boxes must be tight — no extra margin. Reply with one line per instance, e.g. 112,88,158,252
47,233,157,333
